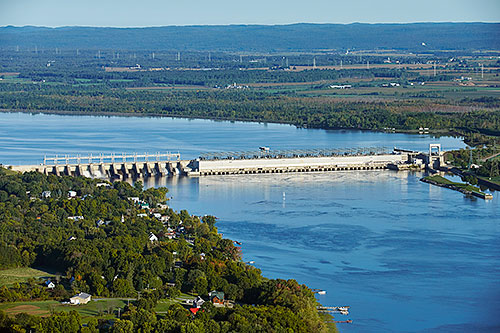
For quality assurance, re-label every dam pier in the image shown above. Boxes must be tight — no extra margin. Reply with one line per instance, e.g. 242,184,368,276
7,146,444,179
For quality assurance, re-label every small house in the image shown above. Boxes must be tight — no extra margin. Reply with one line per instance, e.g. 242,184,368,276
70,292,91,305
209,290,224,305
41,191,51,198
153,213,161,219
149,232,158,242
67,236,77,241
139,202,150,209
165,228,175,239
96,220,105,227
68,191,77,198
128,197,140,203
68,216,84,221
96,183,111,188
45,280,55,289
137,213,148,218
192,296,205,308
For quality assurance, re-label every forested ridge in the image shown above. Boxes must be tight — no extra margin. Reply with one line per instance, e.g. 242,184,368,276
0,168,335,332
1,23,499,51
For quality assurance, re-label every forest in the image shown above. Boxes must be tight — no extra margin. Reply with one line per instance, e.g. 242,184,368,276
0,167,335,332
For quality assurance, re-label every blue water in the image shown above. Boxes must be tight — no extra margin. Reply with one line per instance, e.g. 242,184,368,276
0,111,463,164
1,111,499,332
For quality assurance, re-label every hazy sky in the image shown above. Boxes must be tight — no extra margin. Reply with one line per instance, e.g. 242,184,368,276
1,0,499,27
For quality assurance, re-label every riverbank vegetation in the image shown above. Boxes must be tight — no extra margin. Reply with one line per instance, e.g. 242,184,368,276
0,167,335,332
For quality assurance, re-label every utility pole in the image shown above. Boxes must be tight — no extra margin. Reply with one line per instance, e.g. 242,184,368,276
433,61,437,77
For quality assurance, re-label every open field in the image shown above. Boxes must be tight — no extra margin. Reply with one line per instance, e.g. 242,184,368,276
0,296,192,322
288,63,444,71
0,299,129,323
0,267,55,287
126,85,213,91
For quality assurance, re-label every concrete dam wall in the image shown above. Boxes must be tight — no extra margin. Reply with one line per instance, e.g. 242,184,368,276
8,151,413,179
189,153,408,176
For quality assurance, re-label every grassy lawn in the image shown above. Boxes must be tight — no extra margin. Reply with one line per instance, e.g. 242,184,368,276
0,297,185,322
0,267,55,287
0,299,128,323
155,299,177,312
425,175,484,194
477,175,500,186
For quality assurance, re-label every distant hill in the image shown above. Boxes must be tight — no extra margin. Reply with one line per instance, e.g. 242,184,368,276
0,23,499,52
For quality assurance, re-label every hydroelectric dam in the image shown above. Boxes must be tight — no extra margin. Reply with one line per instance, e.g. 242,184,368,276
7,146,442,179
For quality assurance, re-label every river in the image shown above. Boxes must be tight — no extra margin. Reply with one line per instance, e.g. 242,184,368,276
1,112,499,332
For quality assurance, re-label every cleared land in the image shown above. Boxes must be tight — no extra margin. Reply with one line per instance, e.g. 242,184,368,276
0,267,55,287
0,299,128,323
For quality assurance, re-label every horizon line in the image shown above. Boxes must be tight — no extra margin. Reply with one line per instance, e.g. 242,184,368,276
2,21,500,29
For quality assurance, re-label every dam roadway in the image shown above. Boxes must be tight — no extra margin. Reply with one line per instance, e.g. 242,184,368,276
6,148,419,179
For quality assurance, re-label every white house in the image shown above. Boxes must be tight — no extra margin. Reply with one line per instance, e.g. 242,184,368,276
149,232,158,242
70,292,91,305
45,280,55,289
41,191,51,198
68,191,77,198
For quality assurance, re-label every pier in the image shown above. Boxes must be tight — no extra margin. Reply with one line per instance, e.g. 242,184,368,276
7,146,444,179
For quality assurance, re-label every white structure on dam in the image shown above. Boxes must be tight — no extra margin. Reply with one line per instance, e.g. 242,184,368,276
189,153,408,176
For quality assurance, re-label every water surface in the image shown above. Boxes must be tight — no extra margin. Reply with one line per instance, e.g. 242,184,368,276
1,112,498,332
